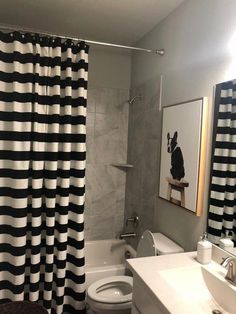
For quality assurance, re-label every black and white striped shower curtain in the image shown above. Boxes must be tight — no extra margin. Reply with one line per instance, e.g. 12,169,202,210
208,80,236,245
0,31,89,313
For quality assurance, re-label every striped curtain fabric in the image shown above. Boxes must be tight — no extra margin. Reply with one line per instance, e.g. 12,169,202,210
0,31,89,313
208,80,236,245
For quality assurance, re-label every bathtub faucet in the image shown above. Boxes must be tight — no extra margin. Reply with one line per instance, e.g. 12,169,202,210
119,232,137,239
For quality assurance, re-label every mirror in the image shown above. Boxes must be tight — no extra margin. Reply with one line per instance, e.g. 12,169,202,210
208,79,236,256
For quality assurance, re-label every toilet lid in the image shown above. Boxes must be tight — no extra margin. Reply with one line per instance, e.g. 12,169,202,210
136,230,156,257
88,276,133,304
153,232,184,255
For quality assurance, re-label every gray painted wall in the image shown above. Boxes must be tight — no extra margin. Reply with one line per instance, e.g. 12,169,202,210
127,0,236,251
89,47,131,89
85,47,131,240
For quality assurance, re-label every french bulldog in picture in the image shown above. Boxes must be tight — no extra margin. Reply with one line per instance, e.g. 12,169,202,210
167,131,185,181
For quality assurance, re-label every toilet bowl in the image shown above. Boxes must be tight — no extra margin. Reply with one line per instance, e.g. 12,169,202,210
87,276,133,314
87,230,184,314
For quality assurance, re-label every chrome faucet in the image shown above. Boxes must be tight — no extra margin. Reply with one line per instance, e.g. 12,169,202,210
221,256,236,285
119,232,137,239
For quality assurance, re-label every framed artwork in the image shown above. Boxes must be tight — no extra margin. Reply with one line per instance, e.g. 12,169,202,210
158,97,208,216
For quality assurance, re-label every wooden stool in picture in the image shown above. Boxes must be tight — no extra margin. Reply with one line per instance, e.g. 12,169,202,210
166,177,189,207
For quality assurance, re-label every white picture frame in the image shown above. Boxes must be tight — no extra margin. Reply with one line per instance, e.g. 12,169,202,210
158,97,208,216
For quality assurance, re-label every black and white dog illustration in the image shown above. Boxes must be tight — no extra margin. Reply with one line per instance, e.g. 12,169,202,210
167,131,185,180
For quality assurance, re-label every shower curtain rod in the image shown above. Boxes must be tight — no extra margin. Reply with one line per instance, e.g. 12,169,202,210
0,24,165,56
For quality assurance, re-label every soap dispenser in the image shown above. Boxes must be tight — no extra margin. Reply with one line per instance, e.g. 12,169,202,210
219,231,234,250
197,232,212,265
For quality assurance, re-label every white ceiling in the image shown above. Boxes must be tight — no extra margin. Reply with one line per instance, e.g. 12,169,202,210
0,0,184,45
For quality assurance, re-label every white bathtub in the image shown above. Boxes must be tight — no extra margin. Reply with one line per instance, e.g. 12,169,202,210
85,239,136,288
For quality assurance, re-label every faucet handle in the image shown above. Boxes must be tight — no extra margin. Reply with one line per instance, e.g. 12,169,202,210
221,257,228,267
221,256,234,267
126,214,139,227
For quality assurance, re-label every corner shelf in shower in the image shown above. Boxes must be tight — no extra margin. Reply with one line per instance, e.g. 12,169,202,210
110,163,134,169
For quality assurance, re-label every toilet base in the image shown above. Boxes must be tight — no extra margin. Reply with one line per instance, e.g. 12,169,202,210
87,298,132,314
94,310,131,314
88,307,131,314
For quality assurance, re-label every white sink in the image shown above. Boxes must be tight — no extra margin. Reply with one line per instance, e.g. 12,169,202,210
202,263,236,314
160,261,236,314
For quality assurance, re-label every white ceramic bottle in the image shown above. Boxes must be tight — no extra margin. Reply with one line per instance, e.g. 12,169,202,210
219,231,234,250
197,232,212,265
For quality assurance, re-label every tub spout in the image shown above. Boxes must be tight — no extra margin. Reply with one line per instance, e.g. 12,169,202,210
119,232,137,239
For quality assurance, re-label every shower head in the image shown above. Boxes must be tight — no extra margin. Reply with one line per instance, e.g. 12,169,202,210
128,95,142,105
117,95,142,109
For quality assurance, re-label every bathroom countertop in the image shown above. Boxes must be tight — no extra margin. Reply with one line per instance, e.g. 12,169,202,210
127,252,228,314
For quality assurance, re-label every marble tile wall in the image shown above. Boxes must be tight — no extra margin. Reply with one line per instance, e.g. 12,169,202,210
125,77,161,248
85,87,129,240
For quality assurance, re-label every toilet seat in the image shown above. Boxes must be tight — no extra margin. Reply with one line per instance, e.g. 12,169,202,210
87,275,133,304
136,230,156,257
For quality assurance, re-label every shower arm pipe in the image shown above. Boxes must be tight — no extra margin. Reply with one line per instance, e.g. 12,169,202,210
0,24,165,56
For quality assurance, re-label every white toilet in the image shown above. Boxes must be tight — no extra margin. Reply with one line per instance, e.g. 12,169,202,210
87,230,184,314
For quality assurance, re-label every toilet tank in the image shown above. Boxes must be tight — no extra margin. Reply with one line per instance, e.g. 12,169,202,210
136,230,184,258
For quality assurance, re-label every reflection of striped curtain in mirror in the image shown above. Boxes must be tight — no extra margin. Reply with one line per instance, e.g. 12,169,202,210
208,80,236,245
